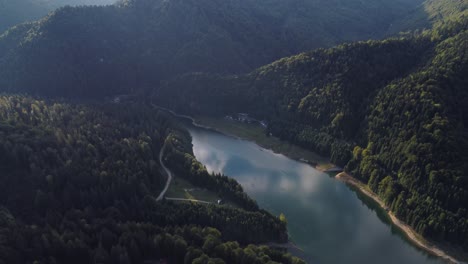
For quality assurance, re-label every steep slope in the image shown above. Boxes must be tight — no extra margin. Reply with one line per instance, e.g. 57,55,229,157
154,17,468,251
0,0,425,98
347,29,468,245
388,0,468,33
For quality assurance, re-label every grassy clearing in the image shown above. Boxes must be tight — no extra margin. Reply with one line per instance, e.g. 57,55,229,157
166,176,217,201
166,176,239,207
195,116,334,169
166,176,240,208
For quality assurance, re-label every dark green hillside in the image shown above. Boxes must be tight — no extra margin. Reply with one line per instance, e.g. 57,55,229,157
347,28,468,244
154,17,468,250
156,34,437,164
0,0,425,97
0,95,301,264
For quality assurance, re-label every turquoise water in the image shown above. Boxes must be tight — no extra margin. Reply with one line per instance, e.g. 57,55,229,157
188,126,446,264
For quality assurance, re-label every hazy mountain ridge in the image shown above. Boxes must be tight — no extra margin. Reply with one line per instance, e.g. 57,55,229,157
0,0,48,33
0,0,427,97
0,0,117,33
388,0,468,33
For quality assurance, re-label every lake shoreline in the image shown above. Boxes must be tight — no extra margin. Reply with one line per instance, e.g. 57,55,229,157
336,172,465,264
152,104,334,170
156,105,466,263
155,106,312,258
190,115,335,171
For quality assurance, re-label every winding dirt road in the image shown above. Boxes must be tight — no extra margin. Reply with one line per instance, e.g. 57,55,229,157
154,141,213,204
156,144,172,201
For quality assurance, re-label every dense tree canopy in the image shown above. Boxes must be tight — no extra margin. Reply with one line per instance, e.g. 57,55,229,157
0,95,300,263
0,0,427,97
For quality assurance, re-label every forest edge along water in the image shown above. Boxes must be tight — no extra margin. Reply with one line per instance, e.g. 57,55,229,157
193,115,335,171
189,113,467,264
336,172,465,264
154,104,465,263
152,104,334,170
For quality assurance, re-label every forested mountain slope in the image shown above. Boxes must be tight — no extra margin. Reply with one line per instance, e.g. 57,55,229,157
0,0,425,97
154,17,468,251
388,0,468,34
0,0,116,33
0,95,302,264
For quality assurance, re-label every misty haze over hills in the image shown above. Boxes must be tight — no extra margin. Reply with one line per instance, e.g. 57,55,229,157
0,0,116,32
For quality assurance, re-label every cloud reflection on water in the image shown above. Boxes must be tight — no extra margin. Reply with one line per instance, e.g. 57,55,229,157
189,127,444,264
191,128,325,200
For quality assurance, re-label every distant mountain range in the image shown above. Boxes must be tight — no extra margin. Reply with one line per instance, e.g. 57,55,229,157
0,0,116,32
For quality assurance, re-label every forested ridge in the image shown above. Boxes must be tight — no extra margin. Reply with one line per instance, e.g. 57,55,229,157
0,0,116,33
0,0,426,97
154,16,468,251
0,95,301,264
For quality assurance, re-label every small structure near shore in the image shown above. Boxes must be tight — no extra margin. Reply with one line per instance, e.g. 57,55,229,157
299,158,318,166
237,113,255,123
224,113,268,128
